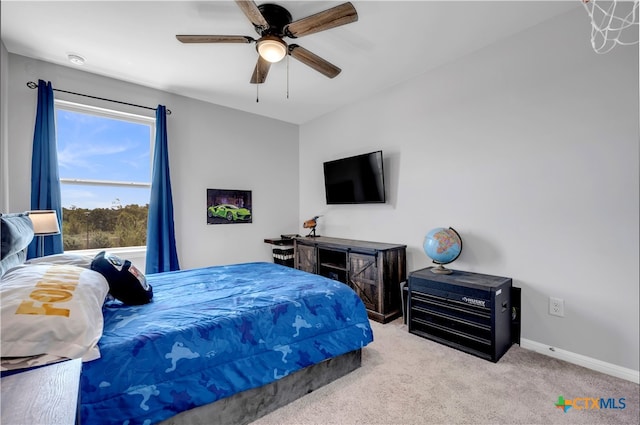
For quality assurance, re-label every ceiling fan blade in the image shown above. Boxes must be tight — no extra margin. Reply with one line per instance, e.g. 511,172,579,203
288,44,341,79
284,2,358,38
250,56,271,84
235,0,269,30
176,35,254,44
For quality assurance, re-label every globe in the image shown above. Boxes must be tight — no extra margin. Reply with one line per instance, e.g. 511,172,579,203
423,227,462,274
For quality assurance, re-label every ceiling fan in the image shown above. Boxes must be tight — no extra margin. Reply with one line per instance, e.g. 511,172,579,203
176,0,358,84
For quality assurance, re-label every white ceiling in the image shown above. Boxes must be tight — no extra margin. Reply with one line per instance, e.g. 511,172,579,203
1,1,581,124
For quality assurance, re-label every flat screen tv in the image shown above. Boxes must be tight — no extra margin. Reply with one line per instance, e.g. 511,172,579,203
323,150,386,204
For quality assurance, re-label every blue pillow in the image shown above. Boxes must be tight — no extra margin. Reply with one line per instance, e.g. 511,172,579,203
1,213,34,260
1,213,34,277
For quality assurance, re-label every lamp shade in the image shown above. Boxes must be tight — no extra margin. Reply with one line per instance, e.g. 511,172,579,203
257,36,287,63
29,210,60,235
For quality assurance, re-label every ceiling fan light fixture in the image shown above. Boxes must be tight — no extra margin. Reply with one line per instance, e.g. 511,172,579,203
67,53,85,66
257,36,287,63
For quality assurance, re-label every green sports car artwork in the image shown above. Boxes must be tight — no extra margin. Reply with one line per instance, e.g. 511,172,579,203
207,204,252,221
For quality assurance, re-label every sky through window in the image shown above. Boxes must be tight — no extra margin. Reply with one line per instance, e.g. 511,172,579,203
56,108,152,209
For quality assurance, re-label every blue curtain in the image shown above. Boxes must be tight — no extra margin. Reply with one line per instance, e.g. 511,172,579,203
145,105,180,273
28,80,63,259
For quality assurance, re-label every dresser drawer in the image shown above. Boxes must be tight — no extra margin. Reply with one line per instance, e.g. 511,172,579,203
410,290,491,326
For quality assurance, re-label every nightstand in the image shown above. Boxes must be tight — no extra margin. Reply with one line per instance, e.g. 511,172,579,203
1,358,82,425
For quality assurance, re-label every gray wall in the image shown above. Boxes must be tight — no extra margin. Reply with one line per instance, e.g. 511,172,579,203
298,8,639,372
1,41,9,211
3,53,299,270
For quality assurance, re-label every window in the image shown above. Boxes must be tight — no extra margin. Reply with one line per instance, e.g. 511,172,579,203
55,100,154,251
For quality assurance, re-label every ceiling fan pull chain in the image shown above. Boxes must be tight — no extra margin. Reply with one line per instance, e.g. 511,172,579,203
286,55,290,99
256,64,260,103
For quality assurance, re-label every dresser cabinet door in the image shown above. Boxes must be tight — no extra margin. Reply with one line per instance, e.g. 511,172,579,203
295,243,317,274
348,253,379,313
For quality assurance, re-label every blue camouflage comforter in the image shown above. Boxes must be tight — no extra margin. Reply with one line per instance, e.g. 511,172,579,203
80,262,373,424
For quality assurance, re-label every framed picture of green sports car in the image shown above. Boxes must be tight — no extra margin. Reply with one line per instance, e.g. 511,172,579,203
206,189,252,225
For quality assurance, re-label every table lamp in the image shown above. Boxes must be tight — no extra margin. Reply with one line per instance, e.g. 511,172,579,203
29,210,60,256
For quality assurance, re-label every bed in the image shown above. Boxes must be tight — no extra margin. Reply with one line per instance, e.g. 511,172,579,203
0,213,374,424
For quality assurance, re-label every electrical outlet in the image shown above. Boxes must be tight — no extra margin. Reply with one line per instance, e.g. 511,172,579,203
549,297,564,317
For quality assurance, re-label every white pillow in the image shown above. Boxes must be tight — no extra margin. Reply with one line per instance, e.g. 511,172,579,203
0,264,109,366
25,253,94,269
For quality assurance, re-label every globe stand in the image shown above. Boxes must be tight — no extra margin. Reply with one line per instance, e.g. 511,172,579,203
431,263,453,275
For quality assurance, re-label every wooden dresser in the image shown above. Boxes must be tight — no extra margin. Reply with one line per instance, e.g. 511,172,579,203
294,236,406,323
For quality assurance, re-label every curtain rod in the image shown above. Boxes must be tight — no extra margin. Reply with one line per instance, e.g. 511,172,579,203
26,81,171,115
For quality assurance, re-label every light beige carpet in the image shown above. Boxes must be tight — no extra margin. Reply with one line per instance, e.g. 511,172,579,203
251,318,639,425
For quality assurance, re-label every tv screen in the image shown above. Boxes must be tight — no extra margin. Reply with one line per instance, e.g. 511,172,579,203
323,150,386,204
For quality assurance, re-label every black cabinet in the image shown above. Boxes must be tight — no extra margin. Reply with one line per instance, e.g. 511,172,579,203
408,268,513,362
294,237,406,323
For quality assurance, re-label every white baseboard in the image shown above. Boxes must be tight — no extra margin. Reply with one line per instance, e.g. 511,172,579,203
520,338,639,384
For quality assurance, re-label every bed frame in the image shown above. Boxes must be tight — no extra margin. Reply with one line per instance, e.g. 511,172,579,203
159,349,361,425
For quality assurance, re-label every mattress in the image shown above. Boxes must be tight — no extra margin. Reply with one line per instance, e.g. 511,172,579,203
80,262,373,424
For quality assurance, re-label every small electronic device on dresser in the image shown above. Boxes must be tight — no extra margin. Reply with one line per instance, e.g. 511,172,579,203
407,268,521,363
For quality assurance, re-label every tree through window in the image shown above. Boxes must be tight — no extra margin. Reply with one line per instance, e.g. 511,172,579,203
55,100,154,251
